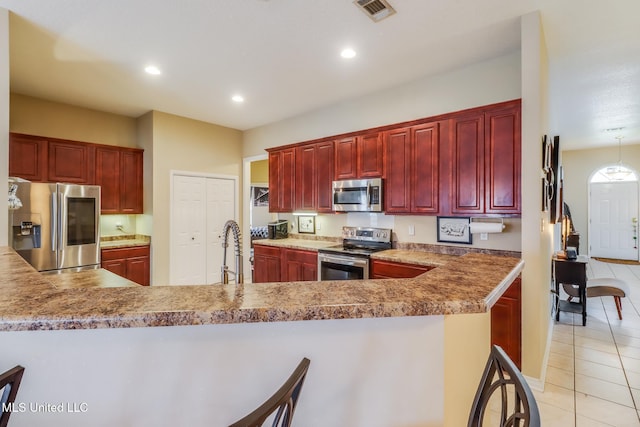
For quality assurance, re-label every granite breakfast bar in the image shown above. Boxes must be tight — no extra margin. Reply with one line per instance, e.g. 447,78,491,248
0,245,523,427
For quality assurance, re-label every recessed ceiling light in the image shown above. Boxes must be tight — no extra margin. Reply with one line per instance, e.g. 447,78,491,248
340,48,357,59
232,95,245,103
144,65,161,75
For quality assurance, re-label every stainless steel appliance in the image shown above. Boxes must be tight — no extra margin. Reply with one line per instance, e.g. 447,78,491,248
268,220,289,239
318,226,392,281
9,182,101,272
332,178,383,212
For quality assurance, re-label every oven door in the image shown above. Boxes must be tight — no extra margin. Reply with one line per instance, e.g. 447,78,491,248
318,252,369,281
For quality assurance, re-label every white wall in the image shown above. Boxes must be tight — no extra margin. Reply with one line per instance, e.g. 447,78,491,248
1,8,9,246
1,316,445,427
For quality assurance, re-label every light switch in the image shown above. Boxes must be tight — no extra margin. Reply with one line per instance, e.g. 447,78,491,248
408,225,415,236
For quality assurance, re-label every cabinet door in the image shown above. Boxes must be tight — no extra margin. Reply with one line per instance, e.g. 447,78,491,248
491,278,521,369
316,141,335,213
102,259,127,277
451,113,484,214
384,128,411,213
127,256,150,286
9,134,48,182
120,150,144,213
96,147,121,213
253,246,282,283
334,137,357,180
281,248,317,282
268,149,296,212
48,140,94,183
485,104,521,214
411,122,440,213
370,259,430,279
358,133,384,178
295,145,317,211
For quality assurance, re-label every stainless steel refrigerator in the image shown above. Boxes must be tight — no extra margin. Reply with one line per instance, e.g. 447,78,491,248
9,182,101,272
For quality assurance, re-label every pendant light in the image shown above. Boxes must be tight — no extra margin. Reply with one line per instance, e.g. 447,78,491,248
604,136,632,181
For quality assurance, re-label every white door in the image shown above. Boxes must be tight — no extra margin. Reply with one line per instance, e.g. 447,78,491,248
171,174,238,285
589,181,639,260
171,175,207,284
206,178,237,284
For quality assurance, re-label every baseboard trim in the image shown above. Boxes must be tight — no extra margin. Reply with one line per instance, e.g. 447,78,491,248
524,316,554,392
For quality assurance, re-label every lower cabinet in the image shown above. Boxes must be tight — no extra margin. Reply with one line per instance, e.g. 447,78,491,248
101,246,150,286
370,259,432,279
491,277,522,369
253,245,317,283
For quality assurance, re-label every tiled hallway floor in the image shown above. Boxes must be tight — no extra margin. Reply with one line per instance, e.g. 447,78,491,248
536,258,640,426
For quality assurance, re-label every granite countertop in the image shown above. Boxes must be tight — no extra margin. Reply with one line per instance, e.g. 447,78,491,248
252,237,339,251
0,246,523,332
45,268,141,289
100,234,151,249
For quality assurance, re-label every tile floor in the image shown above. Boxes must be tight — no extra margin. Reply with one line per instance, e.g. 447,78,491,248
537,258,640,426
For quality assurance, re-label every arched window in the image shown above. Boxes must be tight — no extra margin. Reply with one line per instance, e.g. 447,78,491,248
591,165,637,183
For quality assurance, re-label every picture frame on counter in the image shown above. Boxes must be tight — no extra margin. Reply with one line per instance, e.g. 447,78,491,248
297,215,316,234
437,216,472,244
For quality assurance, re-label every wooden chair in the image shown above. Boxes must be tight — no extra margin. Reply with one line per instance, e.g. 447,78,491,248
468,346,540,427
229,358,310,427
1,366,25,427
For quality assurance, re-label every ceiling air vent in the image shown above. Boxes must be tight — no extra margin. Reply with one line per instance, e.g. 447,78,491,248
354,0,396,22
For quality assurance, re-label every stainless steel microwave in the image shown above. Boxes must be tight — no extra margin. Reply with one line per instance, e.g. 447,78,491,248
332,178,383,212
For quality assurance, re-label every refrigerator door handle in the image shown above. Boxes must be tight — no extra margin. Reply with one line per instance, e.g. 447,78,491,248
51,192,58,252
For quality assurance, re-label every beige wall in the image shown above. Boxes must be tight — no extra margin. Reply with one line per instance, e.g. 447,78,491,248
150,111,243,285
520,11,552,382
250,159,268,184
0,8,9,245
10,93,138,147
562,143,640,253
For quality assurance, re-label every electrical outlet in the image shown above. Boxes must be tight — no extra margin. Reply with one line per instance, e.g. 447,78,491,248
480,233,488,241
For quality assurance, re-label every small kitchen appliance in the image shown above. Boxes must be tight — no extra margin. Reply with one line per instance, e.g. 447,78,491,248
267,220,289,239
317,226,392,281
332,178,383,212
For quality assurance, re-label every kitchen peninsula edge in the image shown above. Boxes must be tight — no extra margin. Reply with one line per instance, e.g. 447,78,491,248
1,244,523,427
0,245,522,331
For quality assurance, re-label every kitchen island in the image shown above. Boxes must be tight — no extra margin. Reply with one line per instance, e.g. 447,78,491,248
0,245,523,427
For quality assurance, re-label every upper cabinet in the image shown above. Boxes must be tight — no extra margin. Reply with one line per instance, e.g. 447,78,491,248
268,147,296,213
334,132,384,180
450,101,521,215
9,134,48,182
385,122,441,214
266,99,521,216
96,146,144,214
9,133,144,214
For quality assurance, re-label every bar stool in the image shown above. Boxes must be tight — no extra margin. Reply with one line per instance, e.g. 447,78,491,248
1,365,25,427
229,358,310,427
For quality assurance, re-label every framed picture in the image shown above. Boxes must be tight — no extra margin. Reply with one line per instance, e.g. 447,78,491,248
297,215,316,234
437,216,472,244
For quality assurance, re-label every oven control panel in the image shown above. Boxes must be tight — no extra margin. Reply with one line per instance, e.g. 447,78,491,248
341,226,391,243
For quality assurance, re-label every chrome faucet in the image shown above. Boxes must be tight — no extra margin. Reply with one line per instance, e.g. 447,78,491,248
221,220,244,285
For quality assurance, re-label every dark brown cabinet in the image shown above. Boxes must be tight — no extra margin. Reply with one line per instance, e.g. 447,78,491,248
9,133,144,215
295,141,334,213
334,133,384,180
101,246,150,286
281,248,317,282
47,139,95,184
385,122,440,214
451,101,521,215
370,259,432,279
96,147,143,214
9,134,48,182
253,245,282,283
253,246,317,283
491,277,522,369
268,148,296,213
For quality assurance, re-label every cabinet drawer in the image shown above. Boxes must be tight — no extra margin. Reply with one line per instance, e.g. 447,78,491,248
253,245,281,258
371,259,431,279
101,246,150,261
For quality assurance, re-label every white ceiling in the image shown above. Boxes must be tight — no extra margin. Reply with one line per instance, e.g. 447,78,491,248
2,0,640,151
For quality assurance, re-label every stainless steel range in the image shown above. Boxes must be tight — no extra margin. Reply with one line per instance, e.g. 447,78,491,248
317,226,392,281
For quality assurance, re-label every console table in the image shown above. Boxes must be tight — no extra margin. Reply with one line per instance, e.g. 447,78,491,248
553,255,588,325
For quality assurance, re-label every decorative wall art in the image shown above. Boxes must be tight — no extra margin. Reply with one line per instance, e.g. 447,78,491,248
437,216,472,244
297,215,316,234
541,135,561,223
